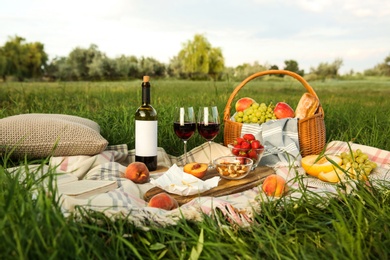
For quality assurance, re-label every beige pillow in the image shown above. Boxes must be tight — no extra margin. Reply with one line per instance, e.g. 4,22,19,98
0,114,108,158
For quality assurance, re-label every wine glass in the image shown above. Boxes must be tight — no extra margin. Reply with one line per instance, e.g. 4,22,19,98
197,106,220,168
173,107,196,165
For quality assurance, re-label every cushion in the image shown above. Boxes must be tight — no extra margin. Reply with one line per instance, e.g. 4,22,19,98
0,114,108,159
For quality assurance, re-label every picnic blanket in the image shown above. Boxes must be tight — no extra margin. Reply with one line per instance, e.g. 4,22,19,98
12,140,385,228
7,116,390,227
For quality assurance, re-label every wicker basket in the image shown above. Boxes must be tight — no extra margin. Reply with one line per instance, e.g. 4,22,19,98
223,70,326,157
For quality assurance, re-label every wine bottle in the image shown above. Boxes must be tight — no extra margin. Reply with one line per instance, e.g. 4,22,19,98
135,75,158,171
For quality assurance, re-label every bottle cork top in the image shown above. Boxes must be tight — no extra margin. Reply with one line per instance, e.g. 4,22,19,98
143,76,150,82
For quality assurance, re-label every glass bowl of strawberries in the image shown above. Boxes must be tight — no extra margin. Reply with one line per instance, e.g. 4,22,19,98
227,133,265,170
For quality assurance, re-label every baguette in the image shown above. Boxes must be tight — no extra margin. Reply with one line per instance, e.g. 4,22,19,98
295,93,319,119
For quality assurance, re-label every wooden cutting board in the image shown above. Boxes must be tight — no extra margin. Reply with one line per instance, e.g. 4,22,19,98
150,166,170,174
144,166,275,205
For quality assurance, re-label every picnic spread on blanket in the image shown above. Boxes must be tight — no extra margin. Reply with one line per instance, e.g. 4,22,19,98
12,140,389,228
2,70,390,228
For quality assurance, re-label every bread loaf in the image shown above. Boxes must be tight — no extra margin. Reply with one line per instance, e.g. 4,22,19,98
295,93,319,119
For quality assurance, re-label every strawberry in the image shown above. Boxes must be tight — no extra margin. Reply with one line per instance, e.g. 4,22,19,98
237,157,246,164
247,149,257,159
251,140,262,149
234,137,245,145
232,144,241,155
238,150,247,157
243,134,255,142
241,141,251,149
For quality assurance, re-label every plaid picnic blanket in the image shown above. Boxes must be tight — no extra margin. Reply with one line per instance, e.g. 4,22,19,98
41,140,389,228
8,123,390,228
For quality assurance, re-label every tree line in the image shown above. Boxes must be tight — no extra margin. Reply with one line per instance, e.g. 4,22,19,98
1,34,389,82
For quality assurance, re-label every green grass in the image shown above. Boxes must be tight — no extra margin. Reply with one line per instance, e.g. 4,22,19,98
1,77,390,259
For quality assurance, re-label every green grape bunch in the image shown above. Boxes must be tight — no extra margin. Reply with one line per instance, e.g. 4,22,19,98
339,149,377,178
234,102,277,124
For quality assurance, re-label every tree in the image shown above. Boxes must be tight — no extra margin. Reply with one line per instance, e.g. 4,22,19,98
208,47,224,80
138,56,166,78
45,56,69,81
1,36,28,81
167,55,184,78
283,60,304,76
310,58,343,80
268,65,284,77
176,34,224,79
0,48,6,81
0,36,48,81
67,44,102,80
87,53,107,80
364,53,390,76
233,61,267,80
25,42,48,78
114,55,139,79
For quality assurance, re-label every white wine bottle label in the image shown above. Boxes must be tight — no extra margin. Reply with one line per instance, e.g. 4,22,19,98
135,120,158,156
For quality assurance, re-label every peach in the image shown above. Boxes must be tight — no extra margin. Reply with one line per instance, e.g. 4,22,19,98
124,162,150,184
235,97,255,112
147,192,179,210
262,174,287,197
183,162,208,179
273,102,295,119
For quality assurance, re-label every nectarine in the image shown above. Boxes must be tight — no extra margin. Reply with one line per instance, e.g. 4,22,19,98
125,162,150,184
235,97,254,112
273,102,295,119
148,192,178,210
183,162,208,179
262,174,287,197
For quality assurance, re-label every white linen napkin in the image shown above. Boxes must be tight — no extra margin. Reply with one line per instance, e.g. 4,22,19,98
241,118,301,167
150,164,220,196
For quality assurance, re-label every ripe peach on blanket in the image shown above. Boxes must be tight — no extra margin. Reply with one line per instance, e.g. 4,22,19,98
273,102,295,119
235,97,255,112
125,162,150,184
262,174,287,197
183,162,208,179
148,192,178,210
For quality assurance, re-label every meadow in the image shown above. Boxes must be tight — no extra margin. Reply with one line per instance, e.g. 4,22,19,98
1,76,390,259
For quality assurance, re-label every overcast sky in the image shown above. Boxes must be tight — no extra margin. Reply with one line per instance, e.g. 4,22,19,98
1,0,389,74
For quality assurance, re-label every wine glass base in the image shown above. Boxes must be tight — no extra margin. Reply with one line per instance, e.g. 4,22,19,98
207,164,215,169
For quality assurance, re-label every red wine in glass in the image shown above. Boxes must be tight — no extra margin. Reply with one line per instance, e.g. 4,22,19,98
174,122,196,141
197,122,220,141
197,106,220,168
174,107,196,165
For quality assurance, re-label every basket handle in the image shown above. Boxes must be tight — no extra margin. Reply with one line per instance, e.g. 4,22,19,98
224,70,322,121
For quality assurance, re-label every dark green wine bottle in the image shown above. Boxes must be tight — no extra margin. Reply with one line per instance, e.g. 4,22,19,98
135,76,158,171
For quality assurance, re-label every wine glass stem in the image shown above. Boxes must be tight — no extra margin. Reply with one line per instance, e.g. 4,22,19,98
208,140,212,167
183,140,188,165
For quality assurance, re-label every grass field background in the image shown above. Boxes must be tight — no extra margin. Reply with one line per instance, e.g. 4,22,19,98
1,77,390,259
1,77,390,155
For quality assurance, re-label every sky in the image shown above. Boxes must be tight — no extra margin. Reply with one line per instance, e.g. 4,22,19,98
1,0,389,74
